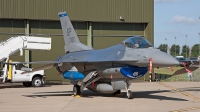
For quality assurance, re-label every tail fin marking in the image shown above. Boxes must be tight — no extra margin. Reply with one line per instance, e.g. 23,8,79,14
58,11,93,53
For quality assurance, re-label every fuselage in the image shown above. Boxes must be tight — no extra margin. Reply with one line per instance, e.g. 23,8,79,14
56,43,179,80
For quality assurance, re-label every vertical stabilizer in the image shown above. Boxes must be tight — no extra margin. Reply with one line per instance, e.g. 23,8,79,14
58,11,93,53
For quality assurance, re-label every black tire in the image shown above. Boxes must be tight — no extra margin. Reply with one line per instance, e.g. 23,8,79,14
23,82,32,87
73,85,81,96
127,90,133,99
32,77,43,87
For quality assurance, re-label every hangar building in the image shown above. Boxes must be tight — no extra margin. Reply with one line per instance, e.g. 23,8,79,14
0,0,154,82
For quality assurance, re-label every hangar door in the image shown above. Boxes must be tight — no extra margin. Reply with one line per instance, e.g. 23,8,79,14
30,20,88,82
92,22,145,49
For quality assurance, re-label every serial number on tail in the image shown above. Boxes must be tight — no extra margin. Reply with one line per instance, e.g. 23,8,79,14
69,37,75,43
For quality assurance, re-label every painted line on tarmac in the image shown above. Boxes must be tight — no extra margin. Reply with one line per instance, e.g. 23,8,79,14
171,107,200,112
158,82,200,102
158,82,200,112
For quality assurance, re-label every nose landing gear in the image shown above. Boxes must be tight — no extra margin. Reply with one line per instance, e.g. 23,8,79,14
125,79,133,99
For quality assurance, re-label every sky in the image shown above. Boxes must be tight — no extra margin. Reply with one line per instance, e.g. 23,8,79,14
154,0,200,48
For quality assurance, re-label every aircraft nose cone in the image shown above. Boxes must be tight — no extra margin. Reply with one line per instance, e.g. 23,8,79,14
150,51,179,67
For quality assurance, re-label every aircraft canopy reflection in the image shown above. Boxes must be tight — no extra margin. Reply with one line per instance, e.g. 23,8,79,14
122,36,153,48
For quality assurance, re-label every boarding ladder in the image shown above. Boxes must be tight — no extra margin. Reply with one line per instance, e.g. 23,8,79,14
0,36,51,82
0,36,51,62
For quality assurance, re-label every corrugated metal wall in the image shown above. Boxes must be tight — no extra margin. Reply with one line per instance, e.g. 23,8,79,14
0,0,153,81
0,0,153,22
93,22,145,49
0,0,153,44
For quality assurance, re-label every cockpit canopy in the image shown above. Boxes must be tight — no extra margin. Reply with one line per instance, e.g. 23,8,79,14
121,36,153,48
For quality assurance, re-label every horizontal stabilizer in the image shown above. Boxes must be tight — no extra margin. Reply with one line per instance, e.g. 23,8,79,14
3,61,86,65
4,59,138,65
21,63,55,74
172,67,198,76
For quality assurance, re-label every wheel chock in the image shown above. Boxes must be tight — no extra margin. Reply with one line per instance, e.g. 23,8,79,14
71,95,82,98
75,95,82,98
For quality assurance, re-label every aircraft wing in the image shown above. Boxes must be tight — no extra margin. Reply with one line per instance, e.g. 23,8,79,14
88,59,139,63
21,63,56,74
172,67,198,76
172,60,200,76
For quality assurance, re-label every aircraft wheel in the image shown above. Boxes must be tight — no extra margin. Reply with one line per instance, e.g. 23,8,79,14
23,82,32,87
127,90,133,99
73,85,81,96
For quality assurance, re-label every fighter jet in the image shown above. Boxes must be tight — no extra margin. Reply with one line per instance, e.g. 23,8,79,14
5,11,179,99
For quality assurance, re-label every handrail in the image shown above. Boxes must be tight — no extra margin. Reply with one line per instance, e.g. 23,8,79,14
0,37,15,43
0,37,26,62
0,36,51,62
0,37,16,47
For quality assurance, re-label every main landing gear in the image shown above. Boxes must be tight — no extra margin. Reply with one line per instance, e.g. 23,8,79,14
73,85,81,96
125,79,133,99
72,71,101,97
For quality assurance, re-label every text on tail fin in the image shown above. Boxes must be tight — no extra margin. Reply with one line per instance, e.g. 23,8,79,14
58,11,93,53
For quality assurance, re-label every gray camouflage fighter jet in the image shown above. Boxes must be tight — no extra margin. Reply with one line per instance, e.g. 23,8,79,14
5,11,179,99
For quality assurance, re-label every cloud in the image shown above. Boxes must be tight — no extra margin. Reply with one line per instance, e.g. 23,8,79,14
154,0,189,3
171,15,198,25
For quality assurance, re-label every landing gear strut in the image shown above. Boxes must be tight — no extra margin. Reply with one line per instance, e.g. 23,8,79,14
113,90,121,95
125,79,133,99
73,85,81,96
71,71,101,97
